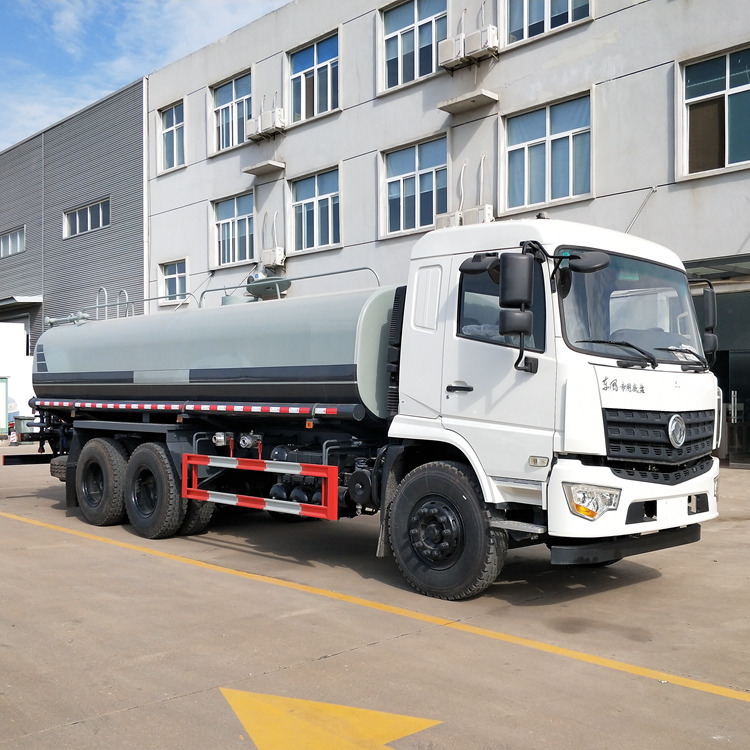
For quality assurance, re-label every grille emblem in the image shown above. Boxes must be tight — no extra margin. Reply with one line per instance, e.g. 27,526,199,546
668,414,686,448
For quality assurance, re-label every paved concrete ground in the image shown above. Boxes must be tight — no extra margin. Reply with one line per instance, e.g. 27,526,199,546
0,445,748,749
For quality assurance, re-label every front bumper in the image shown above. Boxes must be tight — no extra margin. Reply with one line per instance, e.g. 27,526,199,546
547,456,719,539
549,524,701,565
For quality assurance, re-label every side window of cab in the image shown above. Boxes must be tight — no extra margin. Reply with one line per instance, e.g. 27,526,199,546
458,260,546,352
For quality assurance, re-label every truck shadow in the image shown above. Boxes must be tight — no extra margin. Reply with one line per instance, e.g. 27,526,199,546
184,505,663,607
492,551,662,607
33,484,664,608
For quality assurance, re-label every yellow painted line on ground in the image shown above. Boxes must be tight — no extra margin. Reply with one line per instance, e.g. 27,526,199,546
3,510,749,705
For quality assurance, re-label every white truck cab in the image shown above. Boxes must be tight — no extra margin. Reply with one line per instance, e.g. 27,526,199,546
386,219,719,592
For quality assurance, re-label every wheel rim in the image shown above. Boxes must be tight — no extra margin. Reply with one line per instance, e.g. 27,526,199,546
132,468,158,518
407,497,464,569
81,463,104,508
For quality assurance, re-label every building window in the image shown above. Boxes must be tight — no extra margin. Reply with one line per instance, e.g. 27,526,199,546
384,0,447,90
507,96,591,209
685,47,750,174
216,194,254,266
291,35,339,123
161,102,184,170
508,0,589,44
0,227,25,258
386,136,447,233
213,73,252,151
292,169,340,251
161,260,187,302
64,199,110,237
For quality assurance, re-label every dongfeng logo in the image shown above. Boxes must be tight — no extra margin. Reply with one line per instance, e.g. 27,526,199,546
668,414,686,448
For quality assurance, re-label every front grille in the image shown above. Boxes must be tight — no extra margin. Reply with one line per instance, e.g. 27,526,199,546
603,408,714,465
611,455,714,486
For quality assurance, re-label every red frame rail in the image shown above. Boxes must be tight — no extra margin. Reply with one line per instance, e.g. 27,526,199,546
182,453,339,520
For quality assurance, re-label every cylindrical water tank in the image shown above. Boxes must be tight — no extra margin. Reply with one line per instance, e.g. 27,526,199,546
33,286,397,421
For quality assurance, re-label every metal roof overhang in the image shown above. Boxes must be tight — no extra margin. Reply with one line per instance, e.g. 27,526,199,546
0,295,42,309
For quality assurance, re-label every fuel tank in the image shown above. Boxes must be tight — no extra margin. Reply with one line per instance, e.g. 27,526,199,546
33,286,397,420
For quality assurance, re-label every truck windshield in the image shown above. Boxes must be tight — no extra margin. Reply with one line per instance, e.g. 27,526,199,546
559,249,705,367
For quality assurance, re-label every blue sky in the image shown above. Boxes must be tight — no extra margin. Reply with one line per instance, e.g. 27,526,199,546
0,0,291,152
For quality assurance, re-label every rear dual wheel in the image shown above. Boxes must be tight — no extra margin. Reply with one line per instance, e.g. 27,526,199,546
75,439,211,537
75,438,129,526
124,442,187,539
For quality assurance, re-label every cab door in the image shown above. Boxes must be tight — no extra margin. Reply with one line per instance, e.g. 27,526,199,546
440,254,557,481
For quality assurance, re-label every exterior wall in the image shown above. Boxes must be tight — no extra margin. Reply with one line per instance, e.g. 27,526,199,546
43,81,146,321
146,0,750,314
0,81,145,350
0,135,45,346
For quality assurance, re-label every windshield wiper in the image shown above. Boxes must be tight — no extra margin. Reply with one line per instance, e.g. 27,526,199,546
655,346,709,371
577,339,658,369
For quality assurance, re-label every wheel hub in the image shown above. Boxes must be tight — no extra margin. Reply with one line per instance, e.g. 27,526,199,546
408,499,463,568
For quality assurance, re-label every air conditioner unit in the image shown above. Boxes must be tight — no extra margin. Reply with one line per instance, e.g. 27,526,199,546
438,34,466,70
260,108,285,135
246,117,264,142
435,211,463,229
461,205,494,225
465,25,499,60
261,247,286,268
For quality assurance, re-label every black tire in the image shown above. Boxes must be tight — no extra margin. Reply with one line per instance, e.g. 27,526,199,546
388,461,507,600
75,438,129,526
178,499,215,536
124,443,186,539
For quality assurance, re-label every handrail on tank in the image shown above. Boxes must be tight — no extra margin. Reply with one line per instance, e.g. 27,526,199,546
94,287,108,320
198,266,382,308
142,292,200,309
115,289,134,318
83,288,135,320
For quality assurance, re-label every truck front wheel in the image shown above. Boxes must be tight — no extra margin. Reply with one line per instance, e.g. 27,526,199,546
75,437,128,526
388,461,506,600
124,443,186,539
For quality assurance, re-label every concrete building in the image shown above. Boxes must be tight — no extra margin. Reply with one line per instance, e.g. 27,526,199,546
0,81,146,352
144,0,750,460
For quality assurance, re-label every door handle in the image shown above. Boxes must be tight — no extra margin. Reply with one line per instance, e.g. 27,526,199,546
446,383,474,393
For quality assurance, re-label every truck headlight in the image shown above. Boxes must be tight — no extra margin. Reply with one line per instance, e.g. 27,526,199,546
563,483,621,521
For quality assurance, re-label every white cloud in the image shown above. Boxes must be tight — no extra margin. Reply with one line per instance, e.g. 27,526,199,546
49,0,100,58
0,0,292,151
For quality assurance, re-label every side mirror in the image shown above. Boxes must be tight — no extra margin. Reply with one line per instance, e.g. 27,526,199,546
499,252,538,374
499,252,534,308
703,332,718,356
703,287,717,332
499,309,533,336
459,253,500,284
567,251,610,273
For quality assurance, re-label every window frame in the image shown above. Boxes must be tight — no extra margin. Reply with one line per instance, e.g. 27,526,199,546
679,45,750,179
384,135,448,236
290,34,339,125
212,72,252,152
159,259,188,305
0,226,25,259
506,0,591,46
160,101,185,172
504,94,592,212
63,198,111,238
291,167,341,254
382,0,447,92
214,193,255,268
